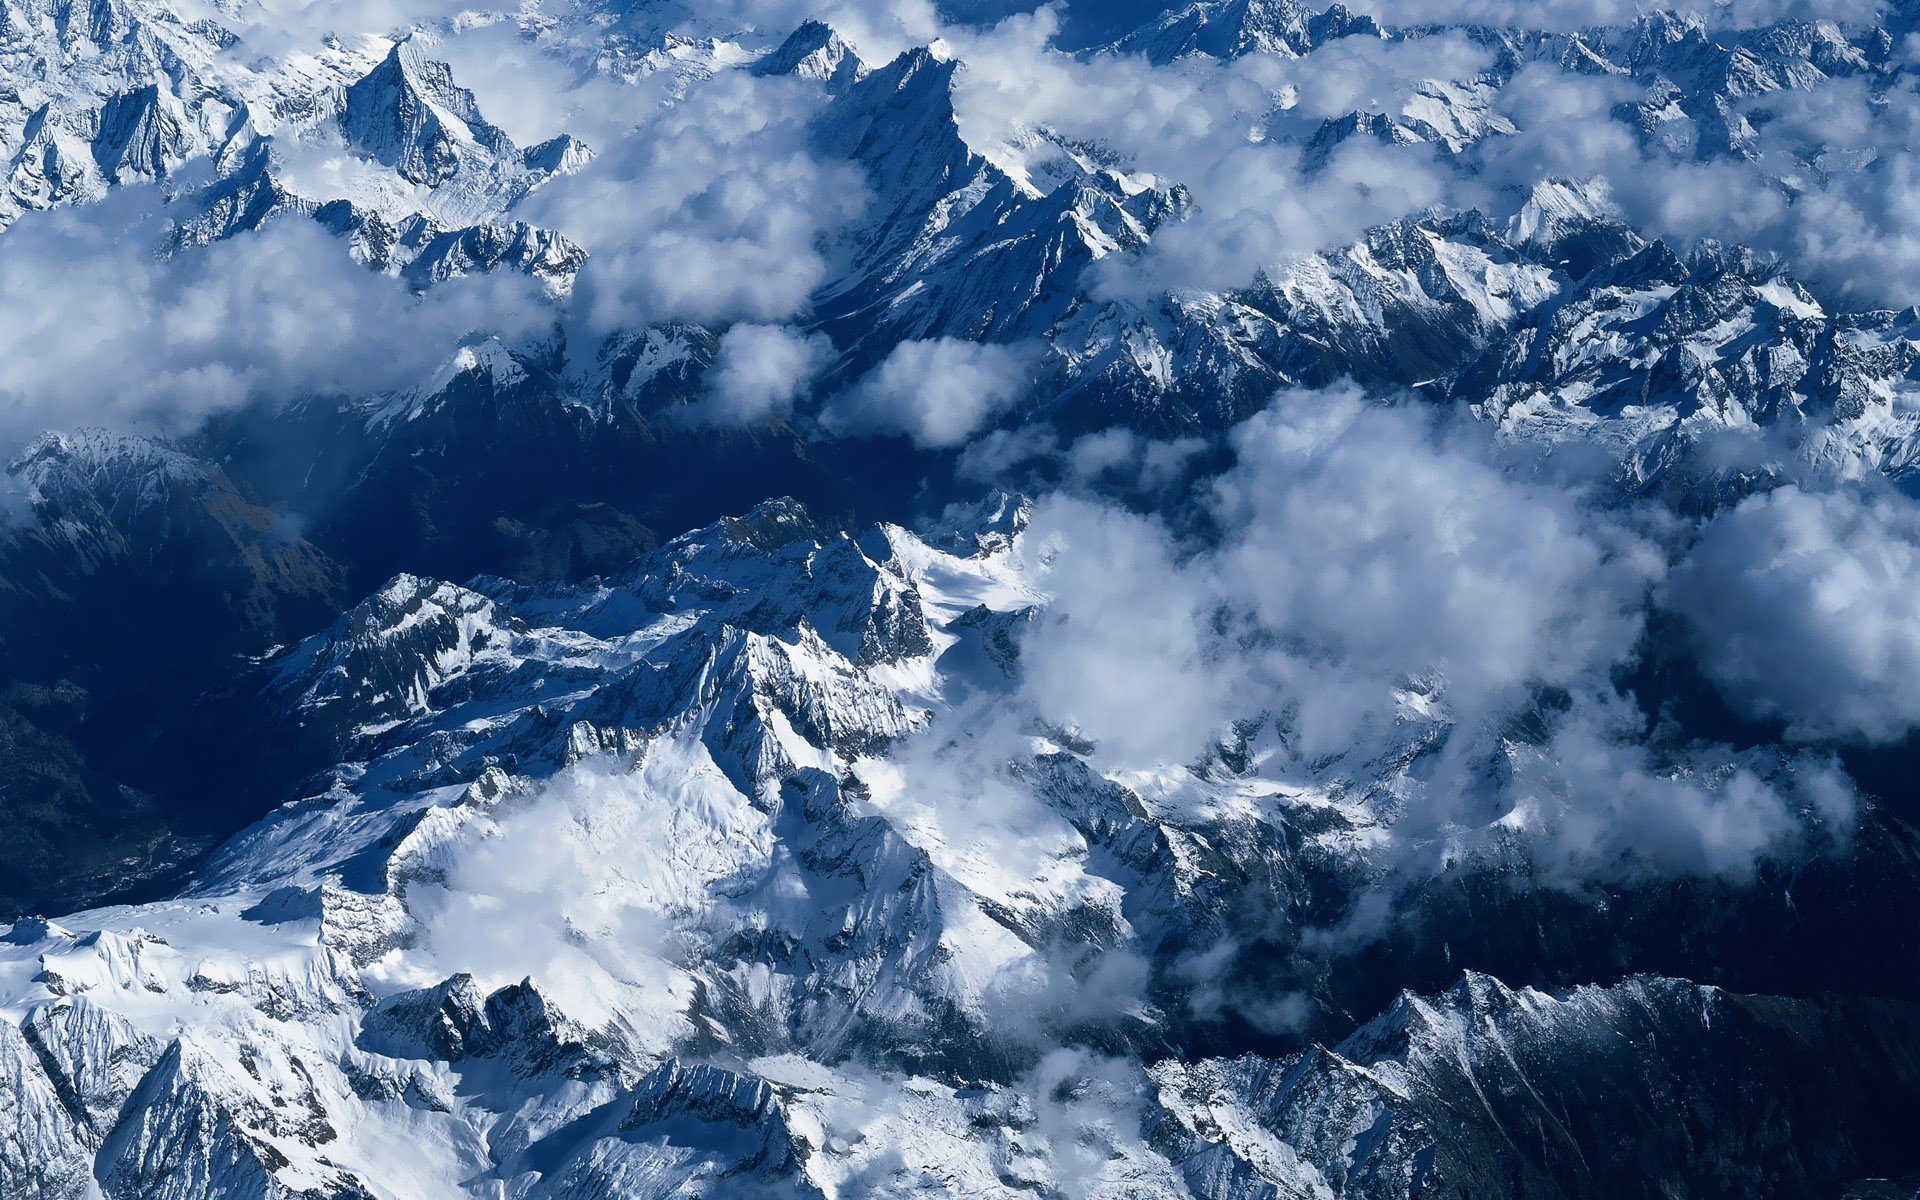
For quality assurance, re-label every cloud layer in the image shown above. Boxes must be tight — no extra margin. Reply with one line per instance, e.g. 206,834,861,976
1010,387,1851,888
0,196,549,446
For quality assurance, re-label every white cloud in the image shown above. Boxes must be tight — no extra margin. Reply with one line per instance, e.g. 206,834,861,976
1017,495,1230,765
427,21,634,148
523,69,870,334
1664,485,1920,744
1521,697,1854,881
955,423,1063,483
1010,384,1841,887
821,338,1037,447
947,14,1481,297
683,323,833,427
1019,385,1657,765
1064,428,1207,491
1210,386,1657,754
1466,50,1920,310
0,193,550,448
27,0,1920,468
947,3,1920,311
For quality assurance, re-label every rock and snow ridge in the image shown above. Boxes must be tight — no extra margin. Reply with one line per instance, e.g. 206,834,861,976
4,497,1919,1198
0,0,593,294
7,0,1918,476
7,2,1920,1196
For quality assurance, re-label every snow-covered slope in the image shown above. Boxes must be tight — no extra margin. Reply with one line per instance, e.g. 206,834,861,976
1151,972,1920,1200
1109,0,1382,65
4,497,1918,1197
1439,237,1920,501
0,0,592,297
793,34,1188,366
9,2,1920,1196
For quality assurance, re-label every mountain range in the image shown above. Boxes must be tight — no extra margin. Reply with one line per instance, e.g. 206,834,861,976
4,0,1920,1196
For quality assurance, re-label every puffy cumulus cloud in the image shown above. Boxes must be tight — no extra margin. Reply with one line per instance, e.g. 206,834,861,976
945,2,1920,309
172,0,1920,350
1209,385,1657,756
946,7,1268,175
523,69,870,334
0,4,911,449
1064,428,1208,491
0,194,550,450
198,0,942,69
1467,63,1643,181
954,424,1209,496
681,323,833,428
1584,82,1920,308
1098,134,1462,298
421,0,948,147
820,338,1038,447
1518,695,1857,881
1017,497,1230,765
1460,48,1920,309
1011,385,1845,887
426,21,635,148
948,8,1487,164
1262,29,1496,121
857,703,1089,885
1663,485,1920,745
179,0,472,58
956,423,1064,484
1020,384,1658,765
1392,57,1920,313
1762,148,1920,311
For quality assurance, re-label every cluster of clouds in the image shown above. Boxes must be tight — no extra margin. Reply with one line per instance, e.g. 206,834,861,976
0,2,881,450
926,0,1920,310
1018,386,1643,765
833,379,1893,1042
5,0,1917,877
682,323,835,428
12,0,1920,451
1009,385,1862,886
818,338,1039,447
2,0,1914,1145
0,194,549,449
522,68,870,336
945,13,1492,297
1666,484,1920,745
1468,63,1920,308
369,390,1918,1068
680,330,1040,443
